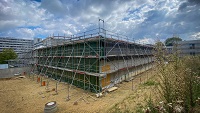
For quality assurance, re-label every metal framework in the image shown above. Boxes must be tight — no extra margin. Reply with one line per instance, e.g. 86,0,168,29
31,26,154,94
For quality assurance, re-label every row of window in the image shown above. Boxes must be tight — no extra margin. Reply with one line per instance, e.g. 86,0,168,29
0,38,33,41
189,44,195,49
190,52,195,56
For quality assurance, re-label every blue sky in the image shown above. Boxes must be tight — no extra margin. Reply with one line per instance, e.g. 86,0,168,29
0,0,200,44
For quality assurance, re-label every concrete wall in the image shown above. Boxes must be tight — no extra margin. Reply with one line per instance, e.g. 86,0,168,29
0,67,31,78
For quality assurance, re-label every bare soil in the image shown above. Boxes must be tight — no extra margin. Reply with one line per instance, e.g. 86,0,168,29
0,69,157,113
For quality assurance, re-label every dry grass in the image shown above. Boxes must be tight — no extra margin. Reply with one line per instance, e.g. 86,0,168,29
0,68,156,113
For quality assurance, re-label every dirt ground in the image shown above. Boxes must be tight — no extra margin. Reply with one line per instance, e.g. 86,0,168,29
0,69,157,113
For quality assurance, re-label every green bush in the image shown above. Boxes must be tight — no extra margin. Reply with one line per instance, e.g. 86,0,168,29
0,48,17,64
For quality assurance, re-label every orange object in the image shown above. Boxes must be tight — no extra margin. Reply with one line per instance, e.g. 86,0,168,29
101,74,111,87
42,81,46,86
37,77,40,82
102,65,111,72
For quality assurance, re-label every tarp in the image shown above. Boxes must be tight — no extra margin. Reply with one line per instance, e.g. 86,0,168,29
0,64,8,69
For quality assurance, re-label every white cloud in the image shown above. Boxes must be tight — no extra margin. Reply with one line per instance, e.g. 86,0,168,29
191,32,200,39
40,0,65,17
136,37,155,44
0,0,49,30
16,28,34,38
0,0,199,42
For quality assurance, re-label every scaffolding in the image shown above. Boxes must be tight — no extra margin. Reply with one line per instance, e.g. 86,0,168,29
31,26,154,93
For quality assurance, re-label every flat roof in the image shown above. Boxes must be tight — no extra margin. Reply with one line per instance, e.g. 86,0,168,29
35,35,154,50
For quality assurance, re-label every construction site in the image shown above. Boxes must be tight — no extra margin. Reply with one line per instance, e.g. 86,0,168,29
0,24,156,113
31,25,154,94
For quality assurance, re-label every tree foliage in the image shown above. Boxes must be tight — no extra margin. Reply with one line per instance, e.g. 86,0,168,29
165,37,182,46
0,48,17,64
155,41,164,47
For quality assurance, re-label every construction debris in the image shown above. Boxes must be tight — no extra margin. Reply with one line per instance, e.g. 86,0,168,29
107,87,118,92
15,76,26,79
73,101,78,105
88,95,97,101
96,93,103,98
44,101,58,113
14,72,21,76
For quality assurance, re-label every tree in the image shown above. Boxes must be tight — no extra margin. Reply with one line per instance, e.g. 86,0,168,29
0,48,17,64
154,41,166,62
155,41,164,47
165,37,182,46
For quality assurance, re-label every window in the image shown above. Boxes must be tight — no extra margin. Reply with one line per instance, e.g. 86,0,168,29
189,44,195,49
190,52,195,56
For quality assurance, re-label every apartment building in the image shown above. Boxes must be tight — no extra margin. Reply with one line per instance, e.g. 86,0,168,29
0,37,34,57
178,40,200,56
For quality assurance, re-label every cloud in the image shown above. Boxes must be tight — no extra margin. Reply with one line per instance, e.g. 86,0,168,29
0,0,200,42
191,32,200,39
0,0,48,31
40,0,65,17
136,37,155,44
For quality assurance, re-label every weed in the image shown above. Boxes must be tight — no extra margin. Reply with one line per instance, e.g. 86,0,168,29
135,104,144,113
142,80,158,86
154,41,200,112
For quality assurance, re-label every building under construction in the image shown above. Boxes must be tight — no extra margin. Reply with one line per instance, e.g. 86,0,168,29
31,28,154,93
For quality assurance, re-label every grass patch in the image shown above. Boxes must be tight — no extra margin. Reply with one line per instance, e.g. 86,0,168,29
135,103,144,113
142,80,158,86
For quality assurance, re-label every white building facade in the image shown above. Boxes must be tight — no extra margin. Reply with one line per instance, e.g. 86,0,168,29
178,40,200,56
0,37,34,57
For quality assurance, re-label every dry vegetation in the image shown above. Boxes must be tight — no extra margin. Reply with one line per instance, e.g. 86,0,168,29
108,43,200,113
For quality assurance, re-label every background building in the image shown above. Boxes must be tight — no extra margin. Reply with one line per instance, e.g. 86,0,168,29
165,46,173,55
33,37,69,49
178,40,200,56
0,37,33,58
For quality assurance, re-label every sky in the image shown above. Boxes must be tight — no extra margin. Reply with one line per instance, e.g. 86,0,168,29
0,0,200,44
